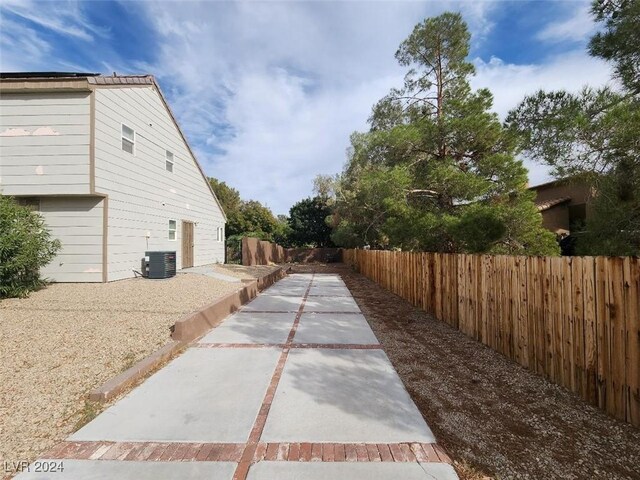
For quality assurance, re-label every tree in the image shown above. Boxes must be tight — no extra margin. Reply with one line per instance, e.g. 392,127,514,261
0,196,61,298
288,197,334,248
208,178,241,215
505,1,640,255
589,0,640,93
577,168,640,255
272,215,293,247
312,174,339,204
332,13,558,255
208,177,280,240
232,200,280,239
505,87,635,179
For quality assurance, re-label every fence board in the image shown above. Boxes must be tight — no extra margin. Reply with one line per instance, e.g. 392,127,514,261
609,257,626,420
562,258,574,393
529,257,542,375
583,257,598,404
595,257,609,410
624,257,639,425
518,257,530,369
571,257,585,397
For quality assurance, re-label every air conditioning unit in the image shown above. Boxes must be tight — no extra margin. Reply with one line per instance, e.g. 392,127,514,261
143,251,176,279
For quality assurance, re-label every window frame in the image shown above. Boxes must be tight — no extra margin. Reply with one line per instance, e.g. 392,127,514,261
121,124,135,155
168,219,177,241
165,150,174,173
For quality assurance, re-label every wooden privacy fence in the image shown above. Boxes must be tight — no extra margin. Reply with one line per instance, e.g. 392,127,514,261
343,249,640,427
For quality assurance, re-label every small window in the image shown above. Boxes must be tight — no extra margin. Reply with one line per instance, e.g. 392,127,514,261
17,197,40,212
168,220,177,241
217,226,224,242
122,124,135,154
165,151,174,172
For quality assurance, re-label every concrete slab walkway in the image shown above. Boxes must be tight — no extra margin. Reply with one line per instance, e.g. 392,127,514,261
17,273,458,479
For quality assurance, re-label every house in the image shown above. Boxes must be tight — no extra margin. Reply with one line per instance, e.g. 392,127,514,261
528,178,594,236
0,72,226,282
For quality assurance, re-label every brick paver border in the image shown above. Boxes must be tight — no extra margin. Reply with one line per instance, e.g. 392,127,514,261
44,440,450,464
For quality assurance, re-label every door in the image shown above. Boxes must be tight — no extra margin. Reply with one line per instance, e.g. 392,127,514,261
182,221,194,268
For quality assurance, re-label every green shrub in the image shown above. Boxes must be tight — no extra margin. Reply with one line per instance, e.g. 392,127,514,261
0,196,61,298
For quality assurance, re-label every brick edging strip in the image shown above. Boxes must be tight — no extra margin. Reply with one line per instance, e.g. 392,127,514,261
44,441,450,463
88,340,187,402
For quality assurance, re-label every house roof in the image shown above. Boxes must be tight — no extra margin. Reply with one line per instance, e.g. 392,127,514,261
0,72,154,85
528,178,568,191
535,196,571,212
0,72,226,221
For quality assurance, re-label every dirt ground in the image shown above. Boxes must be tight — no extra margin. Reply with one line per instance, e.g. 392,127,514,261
291,264,640,480
0,273,241,470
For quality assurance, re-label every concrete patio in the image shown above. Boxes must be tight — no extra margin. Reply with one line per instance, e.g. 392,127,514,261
17,273,457,479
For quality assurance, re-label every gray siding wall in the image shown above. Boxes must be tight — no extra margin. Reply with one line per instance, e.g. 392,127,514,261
0,92,91,195
93,86,225,281
39,196,104,283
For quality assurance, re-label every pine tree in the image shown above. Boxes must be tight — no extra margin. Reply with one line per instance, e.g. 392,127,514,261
332,13,558,255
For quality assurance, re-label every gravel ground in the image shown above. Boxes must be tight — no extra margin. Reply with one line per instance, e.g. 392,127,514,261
216,264,282,279
291,264,640,480
0,273,241,470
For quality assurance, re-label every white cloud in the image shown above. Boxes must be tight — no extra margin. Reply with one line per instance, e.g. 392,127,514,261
472,51,613,120
0,0,108,72
0,0,107,42
536,2,595,43
0,17,52,70
472,50,614,186
209,69,402,213
140,1,499,214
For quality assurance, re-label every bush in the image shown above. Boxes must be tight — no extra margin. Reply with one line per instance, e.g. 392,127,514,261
0,196,61,298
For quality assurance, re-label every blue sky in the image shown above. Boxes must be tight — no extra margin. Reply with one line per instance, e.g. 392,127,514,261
0,0,614,214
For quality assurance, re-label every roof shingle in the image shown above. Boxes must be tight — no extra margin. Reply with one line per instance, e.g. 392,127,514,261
535,197,571,212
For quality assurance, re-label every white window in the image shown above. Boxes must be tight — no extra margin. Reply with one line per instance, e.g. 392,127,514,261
168,220,177,241
217,226,224,242
122,124,135,154
165,150,174,172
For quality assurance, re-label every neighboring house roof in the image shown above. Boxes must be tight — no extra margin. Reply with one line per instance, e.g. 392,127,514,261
528,178,567,191
0,72,227,221
535,196,571,212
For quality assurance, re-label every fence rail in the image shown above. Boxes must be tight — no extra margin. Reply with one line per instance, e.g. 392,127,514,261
343,249,640,427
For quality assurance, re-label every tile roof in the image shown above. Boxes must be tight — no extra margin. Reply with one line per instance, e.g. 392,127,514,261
535,196,571,212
